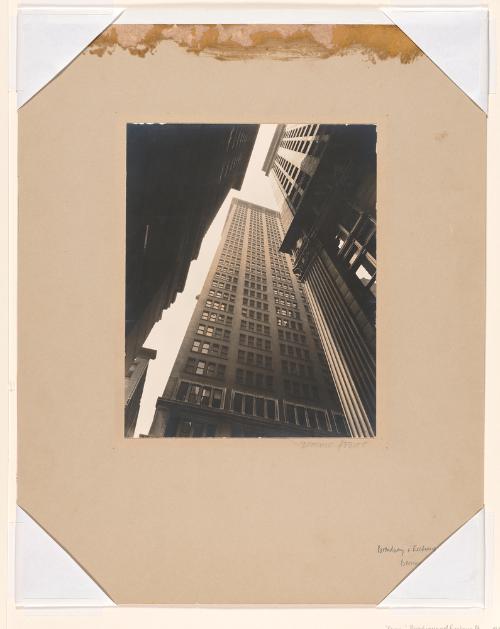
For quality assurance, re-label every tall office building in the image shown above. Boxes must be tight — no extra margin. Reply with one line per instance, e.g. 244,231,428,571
126,123,259,372
263,124,377,437
149,198,349,438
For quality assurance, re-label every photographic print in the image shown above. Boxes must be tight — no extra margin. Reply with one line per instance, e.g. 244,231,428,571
125,123,377,438
17,16,486,605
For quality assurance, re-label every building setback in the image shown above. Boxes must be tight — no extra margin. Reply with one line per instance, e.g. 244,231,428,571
125,123,259,373
149,198,349,438
263,124,377,437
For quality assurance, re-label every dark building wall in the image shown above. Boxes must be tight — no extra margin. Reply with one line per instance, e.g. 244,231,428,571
150,198,348,438
125,123,259,371
263,124,377,437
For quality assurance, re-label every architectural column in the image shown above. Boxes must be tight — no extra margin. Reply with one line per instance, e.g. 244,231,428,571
304,252,376,438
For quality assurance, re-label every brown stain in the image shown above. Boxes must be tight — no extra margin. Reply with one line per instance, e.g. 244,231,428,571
87,24,422,63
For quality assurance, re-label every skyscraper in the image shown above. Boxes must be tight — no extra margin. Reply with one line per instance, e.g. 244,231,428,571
149,198,349,438
263,124,377,437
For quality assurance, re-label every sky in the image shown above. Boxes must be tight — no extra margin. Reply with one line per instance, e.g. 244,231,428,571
134,124,279,436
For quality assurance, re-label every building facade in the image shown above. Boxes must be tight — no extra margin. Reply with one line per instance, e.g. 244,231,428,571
263,124,377,437
125,346,157,437
149,198,349,438
125,123,259,372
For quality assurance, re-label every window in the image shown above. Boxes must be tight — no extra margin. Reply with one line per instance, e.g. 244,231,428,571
212,389,223,409
317,410,329,431
176,381,189,401
206,363,216,377
232,391,277,420
188,384,202,403
266,399,276,419
244,395,253,415
296,406,306,426
307,409,318,429
191,340,201,352
255,398,265,417
195,360,206,375
200,387,211,406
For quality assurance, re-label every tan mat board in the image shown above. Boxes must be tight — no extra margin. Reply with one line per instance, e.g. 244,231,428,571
17,25,485,604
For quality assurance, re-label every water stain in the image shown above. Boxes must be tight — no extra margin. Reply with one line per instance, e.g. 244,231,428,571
87,24,422,64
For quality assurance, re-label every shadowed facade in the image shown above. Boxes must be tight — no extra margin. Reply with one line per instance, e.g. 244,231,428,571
125,123,259,372
263,124,377,437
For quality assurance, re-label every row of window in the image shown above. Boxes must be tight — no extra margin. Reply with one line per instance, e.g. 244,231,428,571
245,271,267,281
284,379,319,400
273,288,296,299
201,311,233,326
278,329,307,345
237,350,272,370
242,298,268,311
214,271,238,284
205,299,234,314
219,255,240,265
239,334,271,351
277,317,303,331
185,358,226,379
246,265,267,277
270,259,290,271
280,344,310,361
273,279,294,290
232,392,276,420
240,320,270,336
241,308,269,323
174,382,333,433
275,298,297,308
244,289,267,300
191,340,229,358
176,380,224,408
208,289,235,301
284,403,330,431
276,307,300,320
272,271,293,284
281,360,314,379
196,324,230,340
244,280,266,291
211,280,237,293
279,138,312,154
236,369,274,389
277,154,299,180
283,124,317,139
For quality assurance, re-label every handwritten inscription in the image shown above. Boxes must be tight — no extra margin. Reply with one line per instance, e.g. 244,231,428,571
378,543,436,568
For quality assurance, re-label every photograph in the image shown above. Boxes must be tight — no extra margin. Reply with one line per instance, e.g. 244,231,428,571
125,123,376,438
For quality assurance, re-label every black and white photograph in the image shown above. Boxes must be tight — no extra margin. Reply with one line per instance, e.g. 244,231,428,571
125,123,376,438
